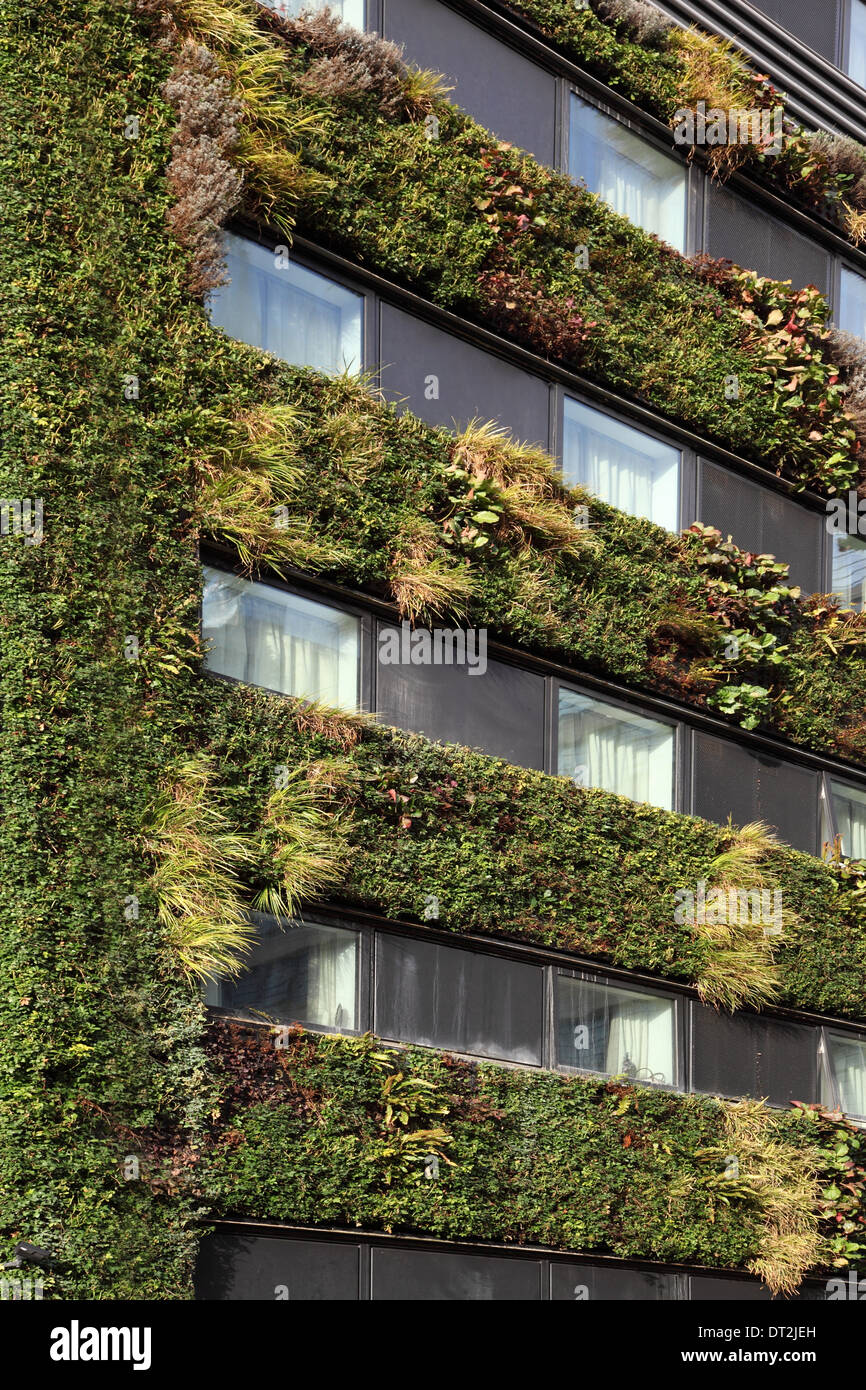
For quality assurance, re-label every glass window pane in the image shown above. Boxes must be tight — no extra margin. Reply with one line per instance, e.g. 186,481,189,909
374,934,544,1065
832,533,866,612
840,266,866,341
557,689,674,810
202,566,361,707
555,974,676,1085
830,778,866,859
562,397,679,529
850,0,866,87
569,95,686,251
827,1033,866,1118
371,1247,542,1300
209,914,359,1031
259,0,365,26
208,232,363,373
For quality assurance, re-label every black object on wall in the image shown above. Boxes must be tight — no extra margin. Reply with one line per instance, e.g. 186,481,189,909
691,731,821,853
195,1232,361,1300
374,931,545,1064
378,303,551,446
704,182,832,298
370,1245,543,1300
699,458,824,595
375,622,547,769
690,1002,819,1108
382,0,558,164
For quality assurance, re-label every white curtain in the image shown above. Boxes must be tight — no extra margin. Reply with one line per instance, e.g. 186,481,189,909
830,1035,866,1119
569,96,686,251
216,917,358,1031
209,232,362,374
558,691,674,810
840,267,866,343
559,977,675,1084
831,779,866,860
562,397,679,529
306,931,357,1030
260,0,365,25
605,995,674,1085
832,535,866,612
850,0,866,89
203,566,360,707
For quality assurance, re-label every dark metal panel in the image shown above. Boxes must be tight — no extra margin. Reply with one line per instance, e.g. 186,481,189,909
690,1272,826,1300
370,1245,543,1299
374,932,545,1065
692,731,821,853
699,458,824,594
691,1002,818,1106
195,1232,361,1300
379,303,551,447
550,1261,680,1300
375,622,547,769
704,182,832,298
382,0,557,163
745,0,841,61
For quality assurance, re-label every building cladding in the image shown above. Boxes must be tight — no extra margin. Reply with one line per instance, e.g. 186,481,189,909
139,0,866,1300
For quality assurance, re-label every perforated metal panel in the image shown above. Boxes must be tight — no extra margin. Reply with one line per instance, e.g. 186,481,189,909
691,1002,818,1107
382,0,557,163
692,731,820,853
374,933,545,1065
195,1232,360,1300
745,0,841,61
375,623,546,769
550,1261,680,1300
704,183,831,297
691,1272,826,1300
379,304,551,447
699,458,824,594
371,1246,543,1300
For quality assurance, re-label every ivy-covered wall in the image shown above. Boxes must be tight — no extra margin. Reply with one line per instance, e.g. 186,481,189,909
2,0,865,1302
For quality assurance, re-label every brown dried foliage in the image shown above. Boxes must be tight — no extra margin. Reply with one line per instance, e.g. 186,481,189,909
163,38,244,296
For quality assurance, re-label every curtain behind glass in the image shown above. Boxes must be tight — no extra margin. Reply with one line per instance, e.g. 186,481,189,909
562,397,679,529
203,566,360,707
850,0,866,88
556,976,675,1084
215,916,358,1031
259,0,365,25
208,232,363,373
831,778,866,859
840,267,866,342
558,689,674,810
829,1034,866,1118
569,96,686,251
832,534,866,612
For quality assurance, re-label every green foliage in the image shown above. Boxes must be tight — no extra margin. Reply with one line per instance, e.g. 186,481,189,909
198,1021,864,1292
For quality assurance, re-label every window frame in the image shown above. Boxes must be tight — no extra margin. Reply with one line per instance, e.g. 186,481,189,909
563,83,698,256
550,676,683,813
200,547,375,713
551,964,685,1092
554,385,695,532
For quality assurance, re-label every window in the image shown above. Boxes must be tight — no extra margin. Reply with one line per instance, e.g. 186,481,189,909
840,265,866,341
823,1031,866,1120
832,532,866,611
208,233,363,373
690,1004,818,1107
259,0,365,26
569,96,686,252
557,688,675,810
849,0,866,86
555,972,677,1086
562,398,680,530
196,1232,361,1301
374,933,544,1065
202,566,361,707
370,1247,542,1301
829,777,866,858
207,915,359,1032
550,1261,681,1300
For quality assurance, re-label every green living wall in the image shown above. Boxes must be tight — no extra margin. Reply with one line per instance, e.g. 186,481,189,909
1,0,864,1302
